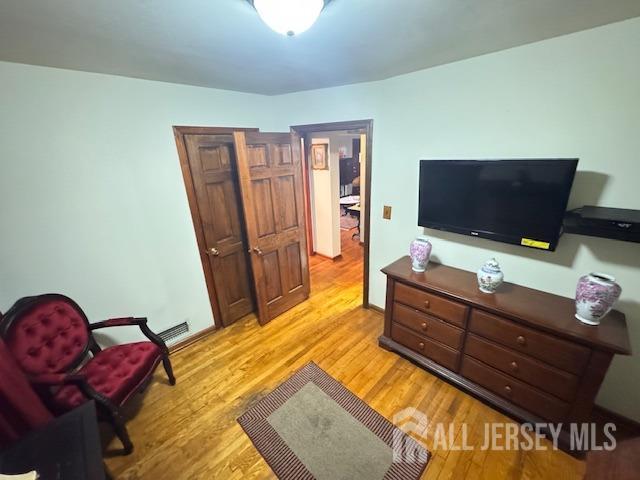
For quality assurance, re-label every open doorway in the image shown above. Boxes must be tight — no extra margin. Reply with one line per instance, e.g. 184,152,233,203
291,120,373,308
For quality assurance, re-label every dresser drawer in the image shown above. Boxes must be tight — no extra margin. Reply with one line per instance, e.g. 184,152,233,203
468,310,590,375
394,282,469,328
391,323,460,371
464,334,579,402
393,303,464,350
460,356,569,423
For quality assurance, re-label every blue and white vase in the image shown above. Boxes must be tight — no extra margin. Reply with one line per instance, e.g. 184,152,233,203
477,258,504,294
409,236,432,272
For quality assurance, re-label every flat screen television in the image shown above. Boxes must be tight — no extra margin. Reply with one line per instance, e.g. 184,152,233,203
418,159,578,251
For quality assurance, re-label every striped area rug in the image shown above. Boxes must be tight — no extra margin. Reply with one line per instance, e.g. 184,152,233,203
238,362,430,479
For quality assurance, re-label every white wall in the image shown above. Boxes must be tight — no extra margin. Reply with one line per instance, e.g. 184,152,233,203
308,137,338,258
0,61,278,344
270,18,640,420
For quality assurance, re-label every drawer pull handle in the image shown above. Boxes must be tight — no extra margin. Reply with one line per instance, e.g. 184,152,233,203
421,322,428,331
510,361,518,372
516,335,526,346
424,300,430,309
418,342,425,350
504,385,512,395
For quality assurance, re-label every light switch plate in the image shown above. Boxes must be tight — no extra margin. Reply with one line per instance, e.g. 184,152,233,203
383,205,392,220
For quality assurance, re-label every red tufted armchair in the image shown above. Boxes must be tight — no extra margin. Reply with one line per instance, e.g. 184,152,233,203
0,294,176,454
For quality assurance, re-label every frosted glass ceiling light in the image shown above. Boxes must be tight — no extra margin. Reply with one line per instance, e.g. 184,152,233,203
252,0,325,36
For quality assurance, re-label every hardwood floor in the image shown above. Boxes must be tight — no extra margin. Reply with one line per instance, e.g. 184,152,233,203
105,230,584,479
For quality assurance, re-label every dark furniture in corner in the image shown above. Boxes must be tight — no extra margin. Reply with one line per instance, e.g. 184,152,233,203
585,436,640,480
0,294,176,455
0,401,106,479
339,156,360,197
379,256,631,449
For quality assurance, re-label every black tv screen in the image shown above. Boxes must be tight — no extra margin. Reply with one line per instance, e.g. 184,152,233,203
418,159,578,251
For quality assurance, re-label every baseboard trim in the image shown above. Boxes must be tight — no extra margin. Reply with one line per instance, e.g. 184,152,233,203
592,405,640,436
169,325,218,354
368,304,385,315
313,252,343,261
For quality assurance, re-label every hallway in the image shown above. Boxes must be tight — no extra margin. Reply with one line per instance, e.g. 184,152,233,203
309,228,364,298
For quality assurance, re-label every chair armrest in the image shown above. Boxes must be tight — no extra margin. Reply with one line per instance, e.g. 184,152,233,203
28,372,87,386
30,372,120,413
90,317,146,330
90,317,169,354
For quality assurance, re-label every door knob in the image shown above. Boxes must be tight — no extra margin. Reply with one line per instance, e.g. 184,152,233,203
206,247,220,256
252,246,264,256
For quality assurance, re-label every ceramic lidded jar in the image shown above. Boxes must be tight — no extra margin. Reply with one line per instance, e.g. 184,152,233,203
575,273,622,325
409,236,432,272
477,258,504,294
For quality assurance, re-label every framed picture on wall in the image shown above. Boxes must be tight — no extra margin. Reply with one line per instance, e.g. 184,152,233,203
311,143,329,170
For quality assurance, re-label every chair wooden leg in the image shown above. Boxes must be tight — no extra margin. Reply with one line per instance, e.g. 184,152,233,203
111,412,133,455
162,355,176,385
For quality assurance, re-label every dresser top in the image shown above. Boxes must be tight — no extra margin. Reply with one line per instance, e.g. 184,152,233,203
382,256,631,355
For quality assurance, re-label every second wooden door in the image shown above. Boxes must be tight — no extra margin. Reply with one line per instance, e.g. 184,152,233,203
233,131,311,325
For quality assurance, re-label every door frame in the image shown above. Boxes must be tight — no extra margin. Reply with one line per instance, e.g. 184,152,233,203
173,126,259,328
290,119,374,308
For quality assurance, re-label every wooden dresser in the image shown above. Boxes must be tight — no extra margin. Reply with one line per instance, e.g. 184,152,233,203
380,256,631,441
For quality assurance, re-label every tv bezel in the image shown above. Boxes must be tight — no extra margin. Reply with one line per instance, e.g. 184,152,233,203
418,158,579,252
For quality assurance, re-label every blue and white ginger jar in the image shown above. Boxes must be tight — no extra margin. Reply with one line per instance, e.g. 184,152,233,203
477,258,504,294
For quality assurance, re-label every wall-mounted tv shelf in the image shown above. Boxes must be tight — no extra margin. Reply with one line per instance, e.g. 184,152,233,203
563,206,640,244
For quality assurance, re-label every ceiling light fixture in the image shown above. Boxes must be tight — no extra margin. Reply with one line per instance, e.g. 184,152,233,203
250,0,327,36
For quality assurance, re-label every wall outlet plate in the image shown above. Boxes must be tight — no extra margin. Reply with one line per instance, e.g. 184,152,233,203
383,205,392,220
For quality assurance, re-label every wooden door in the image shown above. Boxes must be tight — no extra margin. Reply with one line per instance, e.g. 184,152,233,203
233,131,310,325
184,134,254,326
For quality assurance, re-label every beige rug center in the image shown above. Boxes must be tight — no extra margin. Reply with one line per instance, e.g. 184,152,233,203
267,382,393,480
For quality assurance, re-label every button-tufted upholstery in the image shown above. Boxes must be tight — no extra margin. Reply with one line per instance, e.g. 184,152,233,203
52,342,161,411
1,293,175,455
3,299,89,375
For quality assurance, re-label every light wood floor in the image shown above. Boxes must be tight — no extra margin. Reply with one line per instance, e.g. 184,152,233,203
105,230,584,479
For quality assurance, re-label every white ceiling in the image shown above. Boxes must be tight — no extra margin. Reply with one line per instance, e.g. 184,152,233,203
1,0,639,95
